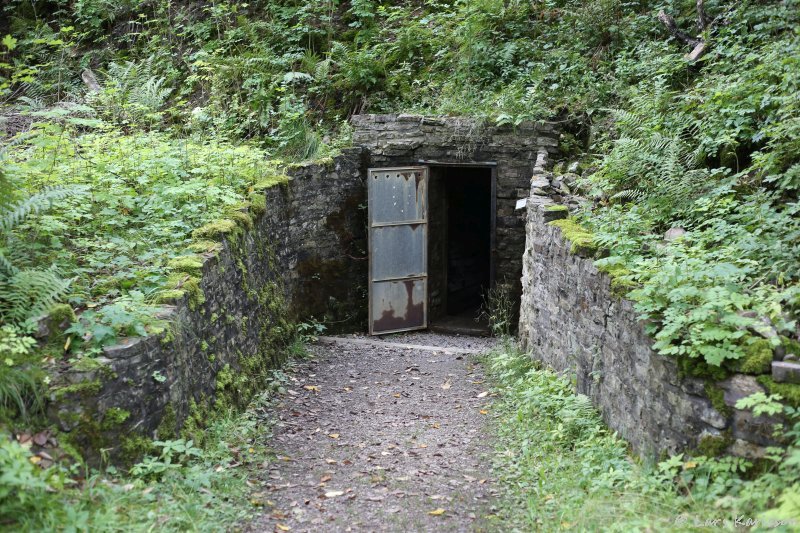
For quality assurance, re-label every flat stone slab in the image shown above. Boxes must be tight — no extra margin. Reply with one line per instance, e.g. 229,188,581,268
317,335,486,356
772,361,800,384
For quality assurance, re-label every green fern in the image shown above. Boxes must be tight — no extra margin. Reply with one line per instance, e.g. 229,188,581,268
0,267,71,324
0,187,83,236
0,144,81,321
599,83,713,216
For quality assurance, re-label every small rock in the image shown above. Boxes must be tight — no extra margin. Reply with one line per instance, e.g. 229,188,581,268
663,227,686,242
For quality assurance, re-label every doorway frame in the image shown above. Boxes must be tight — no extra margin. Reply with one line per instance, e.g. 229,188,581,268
418,160,497,320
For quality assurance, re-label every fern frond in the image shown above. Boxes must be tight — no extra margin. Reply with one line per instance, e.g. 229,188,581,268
0,266,71,323
612,189,645,202
0,186,86,234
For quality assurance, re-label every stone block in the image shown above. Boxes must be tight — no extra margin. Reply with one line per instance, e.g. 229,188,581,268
772,361,800,384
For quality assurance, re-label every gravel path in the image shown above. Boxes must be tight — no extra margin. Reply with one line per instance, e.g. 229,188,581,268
248,333,500,532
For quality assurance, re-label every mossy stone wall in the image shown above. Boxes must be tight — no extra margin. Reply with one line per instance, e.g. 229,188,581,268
48,149,367,463
518,156,781,459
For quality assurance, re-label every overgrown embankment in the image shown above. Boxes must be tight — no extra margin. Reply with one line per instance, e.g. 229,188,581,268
485,342,800,531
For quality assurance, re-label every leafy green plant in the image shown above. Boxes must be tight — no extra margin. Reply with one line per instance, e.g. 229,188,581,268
0,434,66,520
130,439,204,480
297,318,326,344
736,392,785,418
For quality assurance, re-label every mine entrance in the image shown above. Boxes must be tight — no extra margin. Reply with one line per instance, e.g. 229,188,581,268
368,164,494,336
428,165,494,335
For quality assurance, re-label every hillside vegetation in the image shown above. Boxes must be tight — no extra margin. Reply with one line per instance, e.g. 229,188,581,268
1,0,800,529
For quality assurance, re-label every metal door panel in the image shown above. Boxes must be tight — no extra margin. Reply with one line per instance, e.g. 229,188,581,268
368,168,427,224
371,224,426,280
369,166,428,335
370,278,426,333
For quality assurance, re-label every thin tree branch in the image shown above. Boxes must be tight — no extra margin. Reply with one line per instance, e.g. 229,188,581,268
657,10,702,48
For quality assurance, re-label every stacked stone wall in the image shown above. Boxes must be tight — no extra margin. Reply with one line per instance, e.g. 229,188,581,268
50,149,367,461
518,152,779,458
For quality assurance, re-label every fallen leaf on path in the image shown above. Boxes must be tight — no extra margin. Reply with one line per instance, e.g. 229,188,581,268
325,458,337,464
476,391,489,398
328,433,339,439
393,393,401,398
320,475,332,483
441,380,451,390
431,422,440,429
276,524,290,531
428,508,446,516
479,410,488,415
324,490,345,498
304,385,320,392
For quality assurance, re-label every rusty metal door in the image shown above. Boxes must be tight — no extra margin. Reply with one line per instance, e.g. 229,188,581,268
368,167,428,335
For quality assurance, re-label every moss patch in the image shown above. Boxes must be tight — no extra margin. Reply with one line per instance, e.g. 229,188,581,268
187,240,222,254
782,337,800,359
248,192,267,214
595,260,637,297
154,288,186,304
46,304,76,341
227,210,254,230
121,435,155,464
545,204,569,212
677,356,729,381
101,408,130,430
704,381,732,418
548,218,597,257
182,277,206,311
734,338,773,375
52,379,103,400
192,219,239,241
157,404,177,439
253,173,289,190
757,376,800,408
696,431,733,457
167,255,205,276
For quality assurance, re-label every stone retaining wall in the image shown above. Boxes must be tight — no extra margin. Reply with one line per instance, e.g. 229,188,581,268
50,149,367,462
518,153,779,458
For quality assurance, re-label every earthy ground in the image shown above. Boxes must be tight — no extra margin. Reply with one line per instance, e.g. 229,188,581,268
248,332,500,532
